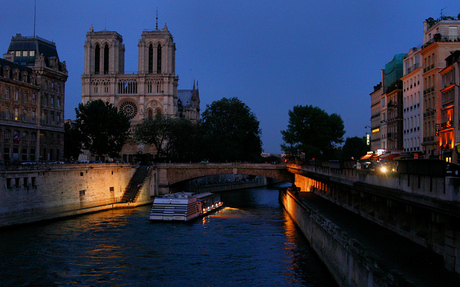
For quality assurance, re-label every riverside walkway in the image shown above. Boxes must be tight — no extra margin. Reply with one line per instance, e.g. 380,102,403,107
292,190,460,286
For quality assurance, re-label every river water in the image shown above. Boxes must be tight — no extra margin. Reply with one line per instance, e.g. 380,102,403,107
0,185,336,286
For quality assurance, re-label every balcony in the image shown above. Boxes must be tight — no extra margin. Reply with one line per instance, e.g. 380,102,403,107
406,63,420,74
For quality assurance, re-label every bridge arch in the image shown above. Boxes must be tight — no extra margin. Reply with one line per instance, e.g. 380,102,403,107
153,163,294,194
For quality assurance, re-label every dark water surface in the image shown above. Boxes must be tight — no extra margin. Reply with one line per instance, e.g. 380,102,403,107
0,185,336,286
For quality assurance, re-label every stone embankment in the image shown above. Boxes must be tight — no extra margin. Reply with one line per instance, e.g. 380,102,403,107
0,163,153,228
280,189,460,287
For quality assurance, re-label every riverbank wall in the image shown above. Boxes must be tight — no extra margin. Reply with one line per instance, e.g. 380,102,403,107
0,163,153,228
279,189,414,287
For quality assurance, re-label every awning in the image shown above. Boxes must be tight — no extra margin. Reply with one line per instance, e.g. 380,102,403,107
360,154,372,160
380,153,400,161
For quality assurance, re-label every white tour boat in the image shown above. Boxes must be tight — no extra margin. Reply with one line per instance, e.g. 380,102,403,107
149,192,223,221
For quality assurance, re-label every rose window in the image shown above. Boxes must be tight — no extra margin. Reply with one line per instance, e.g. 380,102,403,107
120,101,138,119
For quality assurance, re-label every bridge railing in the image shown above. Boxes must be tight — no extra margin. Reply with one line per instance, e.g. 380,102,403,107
153,162,288,169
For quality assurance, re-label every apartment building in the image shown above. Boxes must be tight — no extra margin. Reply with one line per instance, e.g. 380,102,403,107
1,35,68,163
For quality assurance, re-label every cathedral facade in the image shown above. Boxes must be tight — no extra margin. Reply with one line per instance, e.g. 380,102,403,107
81,24,200,161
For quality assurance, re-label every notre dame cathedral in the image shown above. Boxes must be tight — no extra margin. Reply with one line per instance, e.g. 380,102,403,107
81,24,200,162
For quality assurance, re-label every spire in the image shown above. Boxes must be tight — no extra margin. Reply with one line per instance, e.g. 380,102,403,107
156,7,159,30
193,79,196,90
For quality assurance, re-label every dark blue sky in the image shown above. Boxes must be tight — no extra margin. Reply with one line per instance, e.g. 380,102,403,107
1,1,459,153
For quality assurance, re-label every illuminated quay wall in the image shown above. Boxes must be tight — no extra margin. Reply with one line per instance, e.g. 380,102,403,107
0,164,153,227
288,163,460,275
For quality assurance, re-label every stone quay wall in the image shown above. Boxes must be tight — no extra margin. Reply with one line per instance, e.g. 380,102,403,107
279,189,413,287
0,163,153,227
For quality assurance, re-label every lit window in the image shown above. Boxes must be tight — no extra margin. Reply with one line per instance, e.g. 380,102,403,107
29,50,35,57
22,51,28,57
15,51,21,57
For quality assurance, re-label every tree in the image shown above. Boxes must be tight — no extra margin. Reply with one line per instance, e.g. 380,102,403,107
64,121,83,161
133,115,173,160
75,100,131,159
200,97,262,162
281,105,345,160
166,118,201,162
341,136,369,160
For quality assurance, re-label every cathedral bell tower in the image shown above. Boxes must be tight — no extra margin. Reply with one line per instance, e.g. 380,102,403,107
83,26,125,75
138,24,176,76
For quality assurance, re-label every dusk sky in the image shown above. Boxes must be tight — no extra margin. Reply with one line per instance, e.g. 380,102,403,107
1,1,459,154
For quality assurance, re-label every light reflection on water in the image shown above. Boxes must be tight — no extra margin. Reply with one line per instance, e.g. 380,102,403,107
0,185,336,286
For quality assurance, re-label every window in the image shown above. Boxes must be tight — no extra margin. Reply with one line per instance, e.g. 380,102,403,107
32,93,36,104
15,51,21,57
22,148,27,161
4,147,10,161
148,44,153,74
14,90,18,101
103,44,109,74
157,43,162,73
14,108,19,121
57,97,61,108
95,44,100,74
4,130,10,141
30,50,35,57
6,87,9,99
23,92,27,102
449,27,458,40
382,97,385,107
22,51,28,57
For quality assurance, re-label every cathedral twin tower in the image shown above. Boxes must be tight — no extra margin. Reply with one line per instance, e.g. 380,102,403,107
81,24,200,159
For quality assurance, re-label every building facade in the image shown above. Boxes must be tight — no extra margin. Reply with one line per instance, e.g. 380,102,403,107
384,54,406,152
402,47,423,155
81,25,200,161
421,17,460,158
369,15,460,160
1,35,68,163
370,79,382,152
439,50,460,163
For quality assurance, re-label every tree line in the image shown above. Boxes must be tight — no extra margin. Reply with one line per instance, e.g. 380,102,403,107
65,98,368,163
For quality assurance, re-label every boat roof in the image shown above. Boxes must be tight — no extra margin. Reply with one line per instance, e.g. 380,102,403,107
195,192,216,199
161,192,195,199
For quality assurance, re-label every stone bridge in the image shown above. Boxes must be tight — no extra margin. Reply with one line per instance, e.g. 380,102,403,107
153,162,294,194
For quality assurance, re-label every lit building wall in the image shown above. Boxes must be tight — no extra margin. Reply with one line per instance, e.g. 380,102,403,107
402,47,423,155
421,17,460,159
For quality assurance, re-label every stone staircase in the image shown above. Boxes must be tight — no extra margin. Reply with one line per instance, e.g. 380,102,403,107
121,166,149,203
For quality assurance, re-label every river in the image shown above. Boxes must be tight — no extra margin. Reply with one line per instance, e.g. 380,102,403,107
0,184,336,286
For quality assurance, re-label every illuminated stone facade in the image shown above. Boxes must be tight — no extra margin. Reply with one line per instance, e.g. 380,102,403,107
81,25,200,161
420,18,460,159
0,35,68,163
